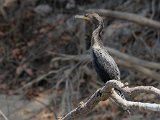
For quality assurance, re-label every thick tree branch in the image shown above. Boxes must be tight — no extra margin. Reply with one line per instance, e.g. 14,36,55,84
111,90,160,112
61,80,160,120
86,9,160,29
106,47,160,70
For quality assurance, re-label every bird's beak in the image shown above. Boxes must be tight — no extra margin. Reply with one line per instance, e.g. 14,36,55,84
75,15,90,21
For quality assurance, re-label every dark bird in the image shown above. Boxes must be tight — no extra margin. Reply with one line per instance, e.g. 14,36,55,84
75,13,120,83
75,13,129,113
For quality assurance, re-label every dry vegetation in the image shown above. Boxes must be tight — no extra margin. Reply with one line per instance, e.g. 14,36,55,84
0,0,160,120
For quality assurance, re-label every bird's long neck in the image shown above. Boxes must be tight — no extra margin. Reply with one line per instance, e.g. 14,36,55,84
91,20,104,49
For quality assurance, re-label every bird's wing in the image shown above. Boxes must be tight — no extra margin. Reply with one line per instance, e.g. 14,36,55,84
92,48,120,80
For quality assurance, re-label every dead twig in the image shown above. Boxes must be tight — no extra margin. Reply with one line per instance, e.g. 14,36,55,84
86,9,160,29
16,70,58,93
0,109,9,120
62,80,160,120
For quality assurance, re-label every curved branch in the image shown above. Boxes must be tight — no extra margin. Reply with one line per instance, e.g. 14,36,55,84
86,9,160,29
117,59,160,81
106,47,160,70
111,90,160,112
124,86,160,98
61,80,160,120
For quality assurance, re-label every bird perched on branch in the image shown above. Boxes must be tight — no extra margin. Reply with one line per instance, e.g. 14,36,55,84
75,13,120,84
75,13,129,113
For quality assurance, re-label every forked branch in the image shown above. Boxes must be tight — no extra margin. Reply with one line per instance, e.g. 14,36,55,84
61,80,160,120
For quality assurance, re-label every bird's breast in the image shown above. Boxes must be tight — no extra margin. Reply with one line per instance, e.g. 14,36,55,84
91,48,120,82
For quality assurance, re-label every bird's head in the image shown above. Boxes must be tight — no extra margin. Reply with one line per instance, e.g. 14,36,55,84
75,13,104,28
75,13,104,48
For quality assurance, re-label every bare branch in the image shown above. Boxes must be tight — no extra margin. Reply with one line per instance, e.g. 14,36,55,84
111,90,160,112
0,109,9,120
61,84,112,120
16,70,58,93
123,86,160,98
106,47,160,70
117,59,160,81
61,80,160,120
86,9,160,29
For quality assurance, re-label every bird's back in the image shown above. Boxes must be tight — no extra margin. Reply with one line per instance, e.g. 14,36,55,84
92,47,120,83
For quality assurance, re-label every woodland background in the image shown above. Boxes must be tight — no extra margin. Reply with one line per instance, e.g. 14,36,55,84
0,0,160,120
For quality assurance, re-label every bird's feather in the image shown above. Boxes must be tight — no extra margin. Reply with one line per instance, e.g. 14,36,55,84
92,47,120,82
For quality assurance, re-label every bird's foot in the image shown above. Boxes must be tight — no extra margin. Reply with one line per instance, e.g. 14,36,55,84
120,105,130,115
96,89,102,97
123,82,129,87
124,108,131,115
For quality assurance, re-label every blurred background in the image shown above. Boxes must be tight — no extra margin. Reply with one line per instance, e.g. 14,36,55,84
0,0,160,120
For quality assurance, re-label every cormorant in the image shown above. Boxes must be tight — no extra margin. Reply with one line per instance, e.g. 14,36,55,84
75,13,130,114
75,13,121,83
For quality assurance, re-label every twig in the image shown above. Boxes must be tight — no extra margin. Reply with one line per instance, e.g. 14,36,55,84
62,80,160,120
86,9,160,29
16,70,58,93
0,109,9,120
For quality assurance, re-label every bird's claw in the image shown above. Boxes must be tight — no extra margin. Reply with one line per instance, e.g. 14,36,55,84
123,82,129,87
96,89,102,97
